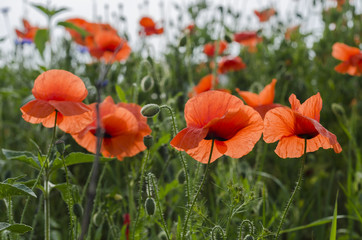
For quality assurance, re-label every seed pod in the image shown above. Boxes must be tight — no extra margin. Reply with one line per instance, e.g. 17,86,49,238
145,197,156,216
141,104,160,118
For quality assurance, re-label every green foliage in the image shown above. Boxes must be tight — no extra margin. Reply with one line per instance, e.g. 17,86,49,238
0,222,32,234
34,29,49,58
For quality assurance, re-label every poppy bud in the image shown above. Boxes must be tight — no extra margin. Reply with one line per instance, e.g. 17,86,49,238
177,170,186,184
92,212,103,226
114,193,123,201
55,139,65,155
143,135,153,149
158,231,168,240
141,104,160,118
141,75,154,92
331,103,346,119
72,203,83,219
244,234,254,240
145,197,156,216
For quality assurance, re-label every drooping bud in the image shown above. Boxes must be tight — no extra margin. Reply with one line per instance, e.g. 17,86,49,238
141,75,154,92
141,104,160,118
92,212,103,227
145,197,156,216
143,135,153,149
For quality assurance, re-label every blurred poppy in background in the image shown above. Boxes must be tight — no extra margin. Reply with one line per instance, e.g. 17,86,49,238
332,42,362,76
263,93,342,158
217,56,246,74
171,91,263,163
254,8,276,22
139,16,164,36
20,70,92,133
203,40,228,57
233,31,262,52
15,19,44,42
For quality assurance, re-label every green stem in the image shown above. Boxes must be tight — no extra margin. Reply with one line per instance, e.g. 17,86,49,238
132,149,151,240
275,139,307,239
160,105,190,204
61,155,75,239
182,139,215,239
149,173,171,240
44,111,58,240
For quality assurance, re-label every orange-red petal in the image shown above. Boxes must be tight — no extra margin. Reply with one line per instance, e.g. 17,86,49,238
21,99,55,118
332,43,360,61
32,70,88,102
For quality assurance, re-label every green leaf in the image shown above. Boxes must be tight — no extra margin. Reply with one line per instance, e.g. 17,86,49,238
159,179,179,199
0,222,32,234
34,29,49,58
0,183,37,199
2,149,40,169
115,85,127,103
58,21,89,38
32,4,68,18
329,192,338,240
50,152,115,173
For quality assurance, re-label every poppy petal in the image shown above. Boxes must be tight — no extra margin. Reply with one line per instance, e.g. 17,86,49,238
289,94,301,111
263,107,295,143
21,99,55,118
297,93,322,121
32,70,88,102
185,91,242,128
185,139,224,164
170,127,209,151
309,118,342,153
275,136,305,158
48,101,90,116
58,111,93,134
236,89,260,107
259,79,277,105
332,43,360,61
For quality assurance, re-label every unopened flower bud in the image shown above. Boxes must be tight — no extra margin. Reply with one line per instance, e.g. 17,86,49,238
141,75,154,92
92,212,103,227
141,104,160,118
145,197,156,216
143,135,153,149
72,203,83,219
244,234,254,240
179,36,187,47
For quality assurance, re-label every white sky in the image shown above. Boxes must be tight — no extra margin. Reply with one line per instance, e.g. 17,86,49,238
0,0,358,54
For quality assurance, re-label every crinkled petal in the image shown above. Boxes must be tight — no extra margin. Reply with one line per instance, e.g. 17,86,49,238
49,101,91,116
185,139,224,164
275,136,305,158
289,94,301,111
185,91,243,128
236,89,260,107
58,111,93,134
309,118,342,153
32,69,88,101
298,93,322,121
21,99,55,118
170,127,208,151
263,107,295,143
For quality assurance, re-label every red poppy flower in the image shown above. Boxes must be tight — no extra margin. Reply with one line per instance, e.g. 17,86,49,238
236,79,282,118
332,42,362,76
184,24,195,34
203,40,228,57
15,19,43,42
285,25,300,41
233,31,262,52
87,30,131,63
123,213,130,240
64,18,93,46
218,56,246,74
254,8,276,22
139,17,164,36
72,96,151,161
263,93,342,158
171,91,263,163
20,70,92,134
